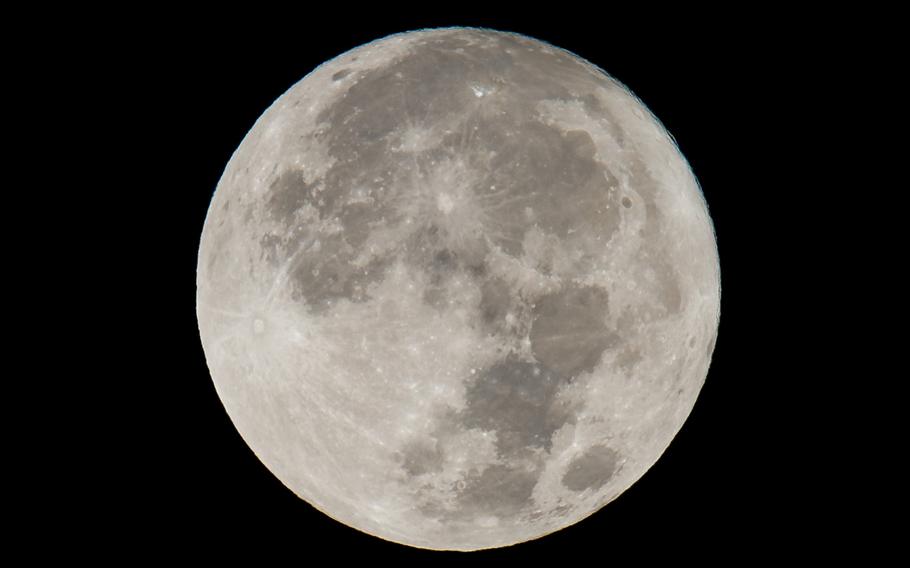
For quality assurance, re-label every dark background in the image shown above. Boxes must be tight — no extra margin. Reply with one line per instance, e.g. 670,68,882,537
76,8,858,563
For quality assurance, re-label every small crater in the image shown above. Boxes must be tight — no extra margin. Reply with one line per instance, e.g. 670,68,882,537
252,318,265,334
562,445,619,492
621,196,633,208
331,69,352,81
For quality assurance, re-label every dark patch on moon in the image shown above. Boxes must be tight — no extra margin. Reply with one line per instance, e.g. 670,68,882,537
432,248,457,270
266,169,316,224
421,287,446,309
477,277,516,333
530,284,619,378
562,445,620,492
564,129,597,160
622,196,633,208
308,29,624,260
421,248,461,309
258,166,395,314
331,69,352,81
258,233,285,265
481,121,621,256
456,463,539,517
287,237,390,314
401,224,461,270
616,346,643,373
400,439,444,476
336,201,383,251
461,356,573,456
317,37,495,157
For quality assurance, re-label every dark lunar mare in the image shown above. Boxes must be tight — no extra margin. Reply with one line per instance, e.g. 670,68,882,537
260,30,633,315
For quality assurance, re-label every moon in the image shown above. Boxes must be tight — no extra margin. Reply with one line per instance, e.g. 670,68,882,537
196,27,720,551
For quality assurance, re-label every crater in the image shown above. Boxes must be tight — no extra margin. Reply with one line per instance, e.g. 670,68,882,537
562,445,619,492
252,318,265,334
331,69,352,81
529,284,620,378
461,356,573,456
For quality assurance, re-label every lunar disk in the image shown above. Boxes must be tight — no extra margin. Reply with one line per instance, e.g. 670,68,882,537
196,28,720,551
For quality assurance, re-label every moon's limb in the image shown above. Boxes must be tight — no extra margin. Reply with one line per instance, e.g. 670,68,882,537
197,28,720,551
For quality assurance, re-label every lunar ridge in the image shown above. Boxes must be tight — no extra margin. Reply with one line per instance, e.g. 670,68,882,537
197,28,720,551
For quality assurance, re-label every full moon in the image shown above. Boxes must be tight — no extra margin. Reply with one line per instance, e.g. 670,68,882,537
196,28,720,551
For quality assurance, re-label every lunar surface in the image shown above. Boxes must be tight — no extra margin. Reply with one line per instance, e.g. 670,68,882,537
196,28,720,550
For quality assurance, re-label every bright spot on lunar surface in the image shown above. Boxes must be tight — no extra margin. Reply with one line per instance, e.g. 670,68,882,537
196,28,720,551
